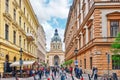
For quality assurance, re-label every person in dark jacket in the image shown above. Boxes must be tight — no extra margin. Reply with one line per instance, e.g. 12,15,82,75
91,67,95,78
77,67,83,79
38,68,42,79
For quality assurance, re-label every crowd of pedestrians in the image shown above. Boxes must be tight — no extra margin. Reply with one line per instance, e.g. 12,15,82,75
28,65,99,80
3,65,119,80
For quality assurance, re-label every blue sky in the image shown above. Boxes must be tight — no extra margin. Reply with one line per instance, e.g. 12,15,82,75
30,0,73,51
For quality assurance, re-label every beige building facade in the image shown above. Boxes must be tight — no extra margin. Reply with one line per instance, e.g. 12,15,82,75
47,29,64,67
64,0,120,76
37,25,46,63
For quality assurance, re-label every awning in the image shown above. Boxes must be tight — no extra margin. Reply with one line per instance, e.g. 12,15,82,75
10,61,36,67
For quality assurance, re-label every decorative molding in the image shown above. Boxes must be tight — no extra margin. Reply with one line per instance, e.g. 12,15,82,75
12,0,19,9
3,13,12,22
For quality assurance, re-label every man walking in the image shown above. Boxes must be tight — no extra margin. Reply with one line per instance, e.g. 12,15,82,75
77,66,83,79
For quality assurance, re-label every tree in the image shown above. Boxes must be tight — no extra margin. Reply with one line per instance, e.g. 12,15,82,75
111,33,120,54
63,60,73,66
111,33,120,66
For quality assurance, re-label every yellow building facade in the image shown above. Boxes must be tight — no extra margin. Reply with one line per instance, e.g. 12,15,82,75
0,0,39,73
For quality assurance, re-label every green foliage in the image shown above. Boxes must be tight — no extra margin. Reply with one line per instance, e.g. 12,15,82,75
63,60,73,66
41,62,47,67
111,33,120,65
111,33,120,54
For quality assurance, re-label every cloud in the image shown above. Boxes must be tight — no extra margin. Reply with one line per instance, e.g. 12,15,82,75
30,0,70,23
30,0,72,51
41,22,65,51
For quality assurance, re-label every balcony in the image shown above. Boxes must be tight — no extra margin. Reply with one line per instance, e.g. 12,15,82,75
26,33,34,41
3,12,12,21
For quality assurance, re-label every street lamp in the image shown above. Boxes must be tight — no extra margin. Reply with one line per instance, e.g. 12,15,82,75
74,48,78,66
19,48,23,77
106,52,110,80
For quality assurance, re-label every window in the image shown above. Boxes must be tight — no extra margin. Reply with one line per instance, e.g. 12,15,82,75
90,57,92,69
24,39,25,49
84,58,86,69
19,0,21,8
5,24,9,40
13,31,16,44
19,35,21,47
89,26,93,40
110,20,119,37
24,22,25,31
19,17,21,26
80,60,82,67
83,33,86,45
112,55,120,69
79,0,81,13
79,38,81,48
24,7,25,14
5,0,9,12
13,9,16,21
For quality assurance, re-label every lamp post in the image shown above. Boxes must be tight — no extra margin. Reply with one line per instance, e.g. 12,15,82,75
106,53,110,80
74,48,78,66
19,48,23,77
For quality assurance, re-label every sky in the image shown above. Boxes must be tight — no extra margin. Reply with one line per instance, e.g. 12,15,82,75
30,0,73,51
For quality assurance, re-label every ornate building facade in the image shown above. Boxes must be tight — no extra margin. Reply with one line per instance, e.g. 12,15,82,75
47,29,64,67
0,0,40,73
64,0,120,76
37,25,46,63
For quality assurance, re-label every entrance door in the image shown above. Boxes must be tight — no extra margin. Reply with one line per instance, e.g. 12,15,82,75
54,55,59,66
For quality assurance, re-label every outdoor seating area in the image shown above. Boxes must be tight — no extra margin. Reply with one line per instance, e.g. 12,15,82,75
1,61,40,78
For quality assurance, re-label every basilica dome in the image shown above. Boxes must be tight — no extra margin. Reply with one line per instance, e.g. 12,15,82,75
51,29,61,42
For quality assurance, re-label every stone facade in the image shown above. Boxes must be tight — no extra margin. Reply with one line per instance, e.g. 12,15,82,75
64,0,120,76
37,25,46,63
47,29,64,67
